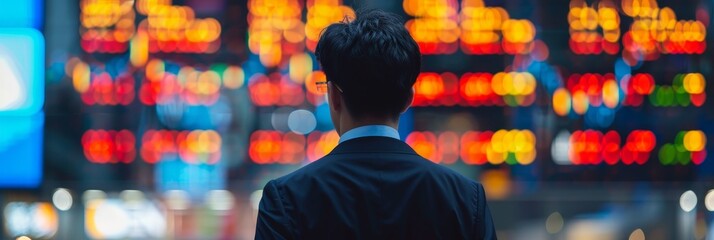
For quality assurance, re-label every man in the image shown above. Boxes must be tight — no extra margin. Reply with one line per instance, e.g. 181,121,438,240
256,9,496,240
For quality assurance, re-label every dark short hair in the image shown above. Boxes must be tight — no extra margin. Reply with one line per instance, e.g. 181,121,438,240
315,9,421,120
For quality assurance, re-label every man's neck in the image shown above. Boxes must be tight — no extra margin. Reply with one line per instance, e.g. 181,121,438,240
337,116,399,136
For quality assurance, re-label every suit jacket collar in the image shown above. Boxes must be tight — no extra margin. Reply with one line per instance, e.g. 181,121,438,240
329,136,419,155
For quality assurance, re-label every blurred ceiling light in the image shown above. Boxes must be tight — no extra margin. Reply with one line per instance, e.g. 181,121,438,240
680,190,697,212
52,188,73,211
206,190,234,212
545,212,564,234
88,199,131,239
628,228,645,240
565,220,615,240
82,190,107,204
120,190,145,209
4,202,58,239
705,190,714,211
164,190,190,211
250,190,264,211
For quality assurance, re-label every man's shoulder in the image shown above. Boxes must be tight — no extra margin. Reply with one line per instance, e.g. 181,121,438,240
273,150,480,186
271,155,338,186
421,159,483,187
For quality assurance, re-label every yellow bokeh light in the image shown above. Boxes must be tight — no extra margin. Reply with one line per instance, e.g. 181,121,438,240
515,149,536,165
602,79,620,108
578,7,599,30
315,130,339,158
516,130,536,152
502,20,536,43
598,7,619,31
511,72,526,95
130,30,149,67
305,0,355,51
553,88,572,116
81,0,123,28
80,0,136,53
491,130,507,153
404,0,459,18
569,2,621,52
248,0,303,66
136,0,171,15
289,53,313,84
223,66,245,90
603,30,620,42
571,90,589,115
196,71,221,95
145,59,165,81
683,73,705,94
491,72,507,96
487,129,536,165
684,130,706,152
259,46,282,67
404,0,460,54
486,144,507,164
507,72,536,96
143,3,226,48
480,170,511,199
72,62,91,93
502,130,517,152
185,19,222,42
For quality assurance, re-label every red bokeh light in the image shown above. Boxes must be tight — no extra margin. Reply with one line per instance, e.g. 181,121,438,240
80,31,129,53
437,131,460,164
602,131,621,165
248,73,305,107
82,129,136,164
248,131,307,165
405,132,438,162
460,131,493,165
631,73,655,95
248,131,283,164
565,130,656,165
81,73,135,106
141,130,221,164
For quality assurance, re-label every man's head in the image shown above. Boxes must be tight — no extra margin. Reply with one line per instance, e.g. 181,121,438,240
315,9,421,133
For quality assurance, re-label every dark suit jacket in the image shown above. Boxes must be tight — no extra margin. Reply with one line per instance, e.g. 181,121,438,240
256,136,497,239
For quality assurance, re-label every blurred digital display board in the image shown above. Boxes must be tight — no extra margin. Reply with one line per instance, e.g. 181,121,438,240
0,0,43,29
42,0,713,188
0,2,44,188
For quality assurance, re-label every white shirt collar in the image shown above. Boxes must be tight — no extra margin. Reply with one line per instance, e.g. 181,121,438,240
338,125,400,143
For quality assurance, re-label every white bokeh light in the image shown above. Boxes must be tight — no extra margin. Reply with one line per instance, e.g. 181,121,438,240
52,188,73,211
270,107,292,132
251,190,264,211
287,109,317,134
705,190,714,211
82,190,106,204
551,130,571,165
206,190,234,211
545,212,564,234
92,200,130,239
680,190,697,212
164,190,190,211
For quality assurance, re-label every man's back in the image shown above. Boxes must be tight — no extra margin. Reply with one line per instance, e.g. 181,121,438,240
256,137,496,239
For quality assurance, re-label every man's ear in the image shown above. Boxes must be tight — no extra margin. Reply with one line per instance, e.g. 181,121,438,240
401,88,414,113
328,81,342,112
